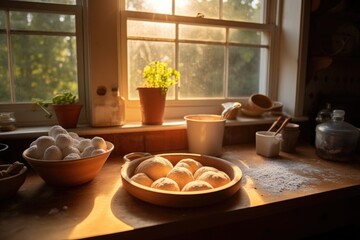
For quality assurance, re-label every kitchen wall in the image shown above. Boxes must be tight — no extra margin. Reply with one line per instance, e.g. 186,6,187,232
304,0,360,129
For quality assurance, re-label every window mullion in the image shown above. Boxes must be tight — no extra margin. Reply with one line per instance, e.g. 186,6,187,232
5,10,15,103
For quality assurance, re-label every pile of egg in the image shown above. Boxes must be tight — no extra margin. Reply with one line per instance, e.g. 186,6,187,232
26,125,108,161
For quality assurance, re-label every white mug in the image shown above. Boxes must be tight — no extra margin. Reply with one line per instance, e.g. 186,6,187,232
256,131,282,157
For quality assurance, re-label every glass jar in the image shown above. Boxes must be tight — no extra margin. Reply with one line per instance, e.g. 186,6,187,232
0,112,16,131
315,109,359,161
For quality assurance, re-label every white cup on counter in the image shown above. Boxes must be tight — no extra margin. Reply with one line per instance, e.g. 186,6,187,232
256,131,282,157
184,114,226,157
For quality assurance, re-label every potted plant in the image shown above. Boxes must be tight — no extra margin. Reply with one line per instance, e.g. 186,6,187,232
33,91,83,128
138,61,180,125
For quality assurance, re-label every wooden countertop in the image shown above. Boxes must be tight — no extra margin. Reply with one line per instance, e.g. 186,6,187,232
1,144,360,240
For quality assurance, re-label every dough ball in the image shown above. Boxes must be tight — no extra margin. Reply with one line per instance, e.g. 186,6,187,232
63,153,81,160
91,148,106,156
49,125,68,138
35,136,56,153
151,177,180,192
135,156,173,181
197,170,231,188
194,166,219,179
55,133,74,149
77,138,92,152
131,173,154,187
81,145,95,158
26,145,42,159
166,167,194,190
62,146,80,159
182,180,214,192
91,137,107,150
176,158,202,174
68,132,80,140
43,145,62,160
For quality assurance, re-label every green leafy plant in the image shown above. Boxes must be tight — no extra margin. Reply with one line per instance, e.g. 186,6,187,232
142,61,180,94
32,91,79,119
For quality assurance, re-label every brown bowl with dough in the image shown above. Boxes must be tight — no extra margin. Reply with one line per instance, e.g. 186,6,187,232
121,152,242,208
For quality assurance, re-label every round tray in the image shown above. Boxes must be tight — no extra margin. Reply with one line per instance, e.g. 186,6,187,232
121,152,242,208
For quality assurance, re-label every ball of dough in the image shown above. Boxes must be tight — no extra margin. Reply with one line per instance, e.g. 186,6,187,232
43,145,62,160
55,133,74,149
63,153,81,160
197,170,230,188
151,177,180,192
91,136,107,150
91,148,106,156
81,145,95,158
176,158,202,174
135,156,173,181
194,166,219,179
26,145,42,159
68,131,80,140
49,125,68,138
131,173,154,187
77,138,92,152
182,180,214,192
62,146,80,159
166,167,194,190
35,136,56,153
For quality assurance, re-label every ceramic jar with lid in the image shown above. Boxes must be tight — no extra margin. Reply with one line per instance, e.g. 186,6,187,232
315,109,359,161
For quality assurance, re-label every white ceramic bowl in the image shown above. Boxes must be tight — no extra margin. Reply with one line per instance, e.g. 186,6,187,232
23,142,114,187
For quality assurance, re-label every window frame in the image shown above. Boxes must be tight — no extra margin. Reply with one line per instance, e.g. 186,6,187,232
119,0,280,122
0,0,87,127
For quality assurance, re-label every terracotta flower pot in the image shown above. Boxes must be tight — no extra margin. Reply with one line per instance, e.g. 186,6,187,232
137,88,166,125
52,104,83,128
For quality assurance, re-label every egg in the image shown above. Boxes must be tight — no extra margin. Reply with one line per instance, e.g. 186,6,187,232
63,152,81,160
55,133,74,149
35,136,56,153
49,125,68,138
43,145,62,160
91,136,107,150
77,138,92,152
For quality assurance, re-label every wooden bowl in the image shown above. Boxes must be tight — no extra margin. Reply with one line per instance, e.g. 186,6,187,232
0,164,27,199
23,142,113,187
121,153,242,208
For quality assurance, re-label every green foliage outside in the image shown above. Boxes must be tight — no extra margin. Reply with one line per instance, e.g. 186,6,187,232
0,7,78,103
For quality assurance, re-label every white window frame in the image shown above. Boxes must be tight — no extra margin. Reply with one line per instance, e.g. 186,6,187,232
0,0,87,127
119,0,281,122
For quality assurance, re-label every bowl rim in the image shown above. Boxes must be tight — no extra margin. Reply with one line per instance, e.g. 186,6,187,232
121,153,242,196
22,141,114,163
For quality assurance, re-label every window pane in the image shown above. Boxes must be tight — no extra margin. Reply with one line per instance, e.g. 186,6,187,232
10,12,75,33
0,34,10,102
179,43,224,99
0,11,6,29
228,46,262,97
12,0,76,4
175,0,219,19
223,0,264,23
128,40,175,99
179,25,225,42
127,20,175,39
126,0,172,14
229,29,267,45
11,35,78,102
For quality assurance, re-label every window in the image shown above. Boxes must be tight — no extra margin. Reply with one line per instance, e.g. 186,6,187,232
122,0,277,109
0,0,85,126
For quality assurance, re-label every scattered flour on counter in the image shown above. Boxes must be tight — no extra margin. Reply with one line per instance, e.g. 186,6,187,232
241,160,334,193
